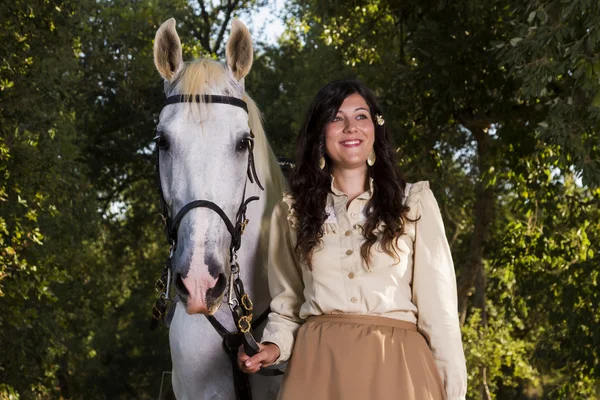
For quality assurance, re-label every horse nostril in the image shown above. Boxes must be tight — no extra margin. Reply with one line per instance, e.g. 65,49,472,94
206,273,227,304
174,273,189,297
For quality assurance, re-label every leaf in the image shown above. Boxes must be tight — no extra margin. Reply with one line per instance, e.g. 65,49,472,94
510,37,523,46
528,11,536,23
537,9,548,23
538,121,549,128
592,90,600,108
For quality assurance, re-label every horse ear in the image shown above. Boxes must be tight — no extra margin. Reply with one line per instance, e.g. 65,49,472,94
154,18,183,81
226,19,253,81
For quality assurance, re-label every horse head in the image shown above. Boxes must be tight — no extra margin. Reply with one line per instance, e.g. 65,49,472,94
153,18,258,315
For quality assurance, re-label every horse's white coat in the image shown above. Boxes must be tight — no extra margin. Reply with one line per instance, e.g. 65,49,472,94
154,19,285,400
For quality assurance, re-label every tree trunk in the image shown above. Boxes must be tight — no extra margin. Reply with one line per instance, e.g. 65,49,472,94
58,354,71,398
457,124,494,323
456,122,495,399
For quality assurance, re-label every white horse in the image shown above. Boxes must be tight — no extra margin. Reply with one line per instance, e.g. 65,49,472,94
153,18,285,399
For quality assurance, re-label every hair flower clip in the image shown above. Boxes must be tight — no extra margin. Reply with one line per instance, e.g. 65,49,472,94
375,114,385,126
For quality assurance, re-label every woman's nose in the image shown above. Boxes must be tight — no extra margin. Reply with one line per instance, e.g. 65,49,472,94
343,119,358,133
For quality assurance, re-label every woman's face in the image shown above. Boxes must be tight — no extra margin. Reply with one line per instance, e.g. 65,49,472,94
324,93,375,171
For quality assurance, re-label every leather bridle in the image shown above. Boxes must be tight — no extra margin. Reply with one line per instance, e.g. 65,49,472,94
150,93,281,400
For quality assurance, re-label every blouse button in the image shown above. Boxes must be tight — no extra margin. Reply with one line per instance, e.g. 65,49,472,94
348,272,355,279
350,297,357,303
350,212,358,218
346,249,353,256
345,230,352,236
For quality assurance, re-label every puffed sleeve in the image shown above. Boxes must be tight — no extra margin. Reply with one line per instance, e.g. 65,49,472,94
260,197,305,364
412,182,468,400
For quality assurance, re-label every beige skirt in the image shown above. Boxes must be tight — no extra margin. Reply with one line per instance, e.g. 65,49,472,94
277,314,446,400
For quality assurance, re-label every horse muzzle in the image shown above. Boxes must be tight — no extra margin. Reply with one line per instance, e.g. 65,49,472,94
175,271,228,315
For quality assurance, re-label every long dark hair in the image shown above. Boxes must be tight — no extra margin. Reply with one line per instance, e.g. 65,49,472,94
289,79,412,268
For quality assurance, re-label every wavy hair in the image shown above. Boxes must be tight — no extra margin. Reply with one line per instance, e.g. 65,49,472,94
289,80,413,269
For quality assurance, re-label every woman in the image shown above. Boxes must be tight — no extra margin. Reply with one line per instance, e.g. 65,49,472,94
238,80,467,400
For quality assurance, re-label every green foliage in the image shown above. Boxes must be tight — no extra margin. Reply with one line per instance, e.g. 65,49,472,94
497,0,600,187
492,147,600,397
0,1,99,397
462,308,539,397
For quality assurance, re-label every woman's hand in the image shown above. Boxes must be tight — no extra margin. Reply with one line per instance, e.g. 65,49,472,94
237,342,281,374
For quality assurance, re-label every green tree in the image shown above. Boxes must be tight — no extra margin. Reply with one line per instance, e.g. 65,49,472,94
497,0,600,187
0,0,101,397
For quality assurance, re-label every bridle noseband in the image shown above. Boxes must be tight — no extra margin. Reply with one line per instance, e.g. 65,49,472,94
150,93,281,400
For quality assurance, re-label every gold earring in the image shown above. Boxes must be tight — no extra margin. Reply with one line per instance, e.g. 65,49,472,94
367,150,376,166
375,114,385,126
319,156,326,170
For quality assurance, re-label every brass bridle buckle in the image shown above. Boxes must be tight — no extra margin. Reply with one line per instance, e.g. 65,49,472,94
155,278,166,294
240,218,249,235
152,305,163,320
237,315,253,333
241,293,253,312
152,295,166,320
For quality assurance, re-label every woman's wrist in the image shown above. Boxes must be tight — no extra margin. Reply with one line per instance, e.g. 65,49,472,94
261,342,281,365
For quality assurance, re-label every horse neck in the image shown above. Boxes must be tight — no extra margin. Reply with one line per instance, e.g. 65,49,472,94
237,140,286,309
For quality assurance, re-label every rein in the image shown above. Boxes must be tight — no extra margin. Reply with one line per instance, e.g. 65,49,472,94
150,93,282,400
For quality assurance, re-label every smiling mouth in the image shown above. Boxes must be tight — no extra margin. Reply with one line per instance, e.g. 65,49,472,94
340,139,362,147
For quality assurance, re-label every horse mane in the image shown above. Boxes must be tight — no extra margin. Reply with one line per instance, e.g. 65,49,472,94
243,94,288,275
173,59,229,100
243,94,286,199
174,58,287,273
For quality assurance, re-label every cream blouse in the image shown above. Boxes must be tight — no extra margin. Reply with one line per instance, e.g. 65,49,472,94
261,180,468,400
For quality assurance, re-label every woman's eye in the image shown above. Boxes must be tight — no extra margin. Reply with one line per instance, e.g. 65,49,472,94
237,138,252,152
332,116,343,122
357,114,368,120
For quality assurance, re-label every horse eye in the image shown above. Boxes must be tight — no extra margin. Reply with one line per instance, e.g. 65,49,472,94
155,133,169,151
237,137,252,152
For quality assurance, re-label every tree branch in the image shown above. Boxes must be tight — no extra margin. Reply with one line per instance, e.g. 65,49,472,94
197,0,212,51
214,0,240,55
442,201,462,248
